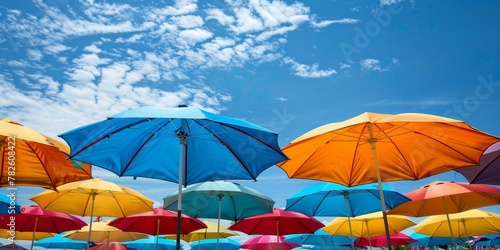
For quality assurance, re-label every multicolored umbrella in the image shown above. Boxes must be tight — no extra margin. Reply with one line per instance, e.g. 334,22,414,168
241,235,301,250
109,207,206,250
0,118,92,190
354,233,416,247
31,178,153,249
277,112,499,248
58,105,288,250
0,206,87,250
456,141,500,185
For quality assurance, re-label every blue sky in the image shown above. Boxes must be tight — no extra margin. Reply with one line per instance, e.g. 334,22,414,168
1,0,500,247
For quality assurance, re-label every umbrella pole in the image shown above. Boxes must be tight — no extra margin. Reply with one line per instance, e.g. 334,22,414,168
217,195,223,250
368,124,392,250
461,220,472,250
87,193,96,250
366,220,372,250
342,192,356,250
176,134,187,250
30,217,39,250
156,219,160,250
442,197,456,247
276,221,280,250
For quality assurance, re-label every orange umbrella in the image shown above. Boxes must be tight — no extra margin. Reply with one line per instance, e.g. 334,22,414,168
277,112,499,248
0,118,92,190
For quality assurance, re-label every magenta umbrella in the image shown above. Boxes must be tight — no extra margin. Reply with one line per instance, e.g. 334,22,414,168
354,233,417,248
456,141,500,185
241,236,301,250
0,206,87,250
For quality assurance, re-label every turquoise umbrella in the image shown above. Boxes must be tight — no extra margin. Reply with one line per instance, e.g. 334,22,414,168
1,193,20,215
190,238,240,250
471,234,500,247
408,233,467,247
285,229,353,247
124,236,177,250
163,180,274,250
34,233,89,250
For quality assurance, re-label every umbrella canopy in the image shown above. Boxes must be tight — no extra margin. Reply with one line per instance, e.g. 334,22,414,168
354,233,416,247
0,243,28,250
64,220,149,243
90,243,133,250
109,207,206,235
471,234,500,247
414,209,500,238
388,180,500,216
0,206,87,250
34,233,89,249
241,235,301,250
456,141,500,185
277,112,499,248
322,212,415,238
57,105,288,250
190,238,241,250
0,229,55,240
285,182,410,217
124,236,177,250
407,233,467,247
0,193,20,215
285,229,353,246
0,118,92,190
164,221,237,242
228,208,324,236
163,180,275,221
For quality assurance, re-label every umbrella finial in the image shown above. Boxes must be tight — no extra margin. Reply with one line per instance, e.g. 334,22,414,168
178,104,188,108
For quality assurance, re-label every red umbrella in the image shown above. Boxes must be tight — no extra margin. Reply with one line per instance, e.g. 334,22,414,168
241,235,301,250
228,208,324,236
109,207,206,250
0,206,87,250
90,243,134,250
354,233,416,247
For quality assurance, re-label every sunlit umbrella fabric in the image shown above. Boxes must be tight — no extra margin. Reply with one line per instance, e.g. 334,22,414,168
0,118,92,190
63,220,148,242
241,235,301,250
354,233,416,247
164,221,237,242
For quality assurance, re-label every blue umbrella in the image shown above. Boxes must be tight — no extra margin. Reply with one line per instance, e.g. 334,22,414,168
285,229,353,247
407,233,467,247
124,236,177,250
0,193,20,215
58,105,287,250
285,183,410,249
190,238,241,250
471,234,500,247
164,180,273,250
292,246,358,250
34,233,89,249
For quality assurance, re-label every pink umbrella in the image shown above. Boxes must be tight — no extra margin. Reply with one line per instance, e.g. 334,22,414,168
241,235,301,250
354,233,417,247
0,206,87,250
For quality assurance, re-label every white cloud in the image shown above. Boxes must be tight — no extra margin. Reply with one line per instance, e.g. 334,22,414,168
84,44,102,54
44,44,70,54
276,97,288,102
340,63,351,69
380,0,403,6
27,49,43,61
171,15,204,29
231,7,264,33
360,58,390,72
177,28,213,46
311,18,360,28
392,58,400,64
283,58,337,78
206,8,235,26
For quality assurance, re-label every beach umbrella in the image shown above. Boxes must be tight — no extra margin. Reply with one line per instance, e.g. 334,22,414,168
64,220,148,245
0,243,28,250
0,193,20,215
241,235,301,250
109,207,206,250
57,105,288,250
0,206,87,250
354,233,416,247
163,180,274,250
456,141,500,185
277,112,499,249
322,211,415,250
30,178,153,249
124,236,177,250
0,118,92,190
0,229,55,241
414,209,500,249
189,238,241,250
89,243,133,250
164,221,237,242
285,229,353,247
34,233,90,249
471,234,500,247
407,233,467,247
388,180,500,245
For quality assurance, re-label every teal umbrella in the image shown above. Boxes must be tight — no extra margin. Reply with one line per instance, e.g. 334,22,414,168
190,238,240,250
285,229,353,247
124,236,177,250
163,180,274,250
34,233,89,250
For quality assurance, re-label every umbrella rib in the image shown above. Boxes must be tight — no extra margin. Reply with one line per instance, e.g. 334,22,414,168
192,120,255,180
24,141,56,189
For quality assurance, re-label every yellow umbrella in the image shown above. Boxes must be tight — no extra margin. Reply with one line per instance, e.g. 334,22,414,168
323,212,415,250
30,178,153,249
414,209,500,238
165,221,237,242
0,229,55,241
0,118,92,190
277,112,499,248
63,220,148,242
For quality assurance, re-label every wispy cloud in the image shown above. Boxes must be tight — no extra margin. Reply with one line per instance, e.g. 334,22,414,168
276,97,288,102
360,58,390,72
283,58,337,78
